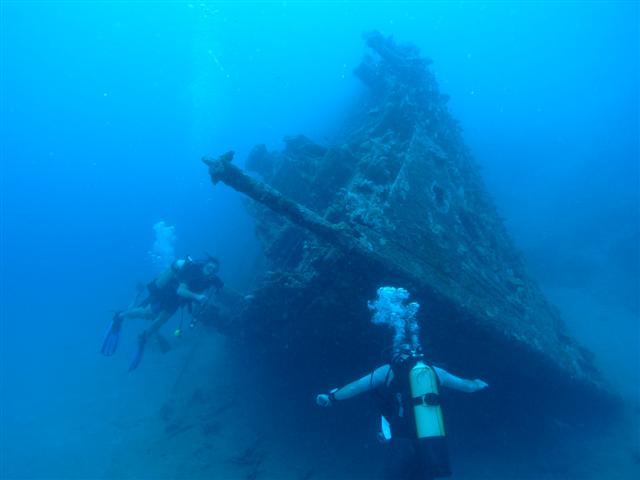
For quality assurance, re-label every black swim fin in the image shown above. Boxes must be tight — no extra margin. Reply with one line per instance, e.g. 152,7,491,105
128,332,147,372
100,312,123,356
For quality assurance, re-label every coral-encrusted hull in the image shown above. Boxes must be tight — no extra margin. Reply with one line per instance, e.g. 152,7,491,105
203,32,612,418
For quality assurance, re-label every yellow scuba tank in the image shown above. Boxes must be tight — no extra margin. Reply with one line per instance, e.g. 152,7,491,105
409,360,445,437
409,360,451,478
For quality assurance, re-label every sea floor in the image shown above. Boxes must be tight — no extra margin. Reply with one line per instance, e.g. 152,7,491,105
1,311,638,479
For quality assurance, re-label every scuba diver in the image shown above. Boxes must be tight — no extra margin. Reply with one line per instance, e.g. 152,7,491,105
315,287,489,480
100,255,223,371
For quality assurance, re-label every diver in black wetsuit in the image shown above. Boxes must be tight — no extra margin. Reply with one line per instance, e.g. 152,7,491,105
315,286,488,480
100,255,223,371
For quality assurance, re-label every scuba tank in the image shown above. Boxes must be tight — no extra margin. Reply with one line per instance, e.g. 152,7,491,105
367,286,451,477
150,256,193,293
152,266,175,292
409,360,451,478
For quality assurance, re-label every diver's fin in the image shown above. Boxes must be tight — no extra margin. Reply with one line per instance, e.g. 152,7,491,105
128,333,147,372
100,313,123,356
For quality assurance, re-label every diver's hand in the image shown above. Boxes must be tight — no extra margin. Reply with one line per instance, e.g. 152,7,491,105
473,379,489,391
315,394,332,407
196,294,208,304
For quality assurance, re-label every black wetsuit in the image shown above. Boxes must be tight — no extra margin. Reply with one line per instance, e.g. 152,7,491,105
377,357,451,480
145,261,223,315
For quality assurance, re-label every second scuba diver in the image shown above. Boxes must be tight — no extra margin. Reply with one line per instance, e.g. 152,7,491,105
315,286,489,480
100,255,223,371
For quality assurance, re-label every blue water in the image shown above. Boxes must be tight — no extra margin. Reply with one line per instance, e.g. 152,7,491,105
1,2,638,479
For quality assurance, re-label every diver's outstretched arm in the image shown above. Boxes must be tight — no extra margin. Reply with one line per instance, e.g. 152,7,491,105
316,364,391,407
433,366,489,393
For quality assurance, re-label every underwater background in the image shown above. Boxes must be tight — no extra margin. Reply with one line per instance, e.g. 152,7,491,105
1,1,638,479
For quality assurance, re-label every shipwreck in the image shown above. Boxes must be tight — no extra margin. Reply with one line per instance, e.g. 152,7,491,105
201,32,613,429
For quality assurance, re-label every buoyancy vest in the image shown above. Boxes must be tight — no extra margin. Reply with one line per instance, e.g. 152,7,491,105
148,258,222,302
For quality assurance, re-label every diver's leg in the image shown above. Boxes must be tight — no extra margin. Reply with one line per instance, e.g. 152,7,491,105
144,309,174,337
128,309,174,371
101,306,151,356
385,438,415,480
120,305,154,320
